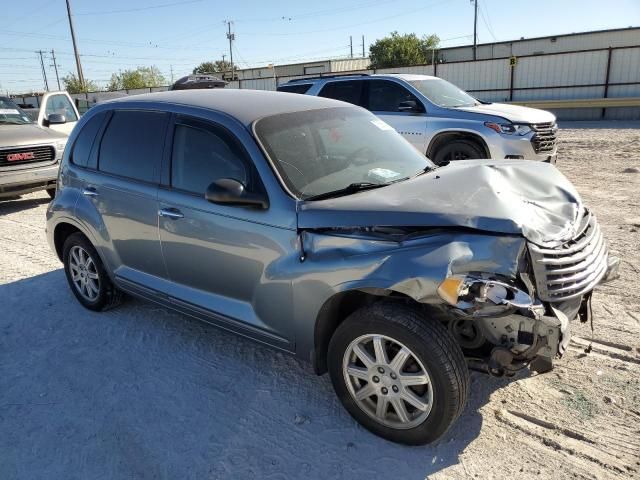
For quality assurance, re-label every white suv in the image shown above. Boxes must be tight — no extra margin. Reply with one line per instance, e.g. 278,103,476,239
278,74,558,165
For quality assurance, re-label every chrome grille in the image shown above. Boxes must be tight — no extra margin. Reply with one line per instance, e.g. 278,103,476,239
529,212,608,302
0,145,55,167
530,122,557,154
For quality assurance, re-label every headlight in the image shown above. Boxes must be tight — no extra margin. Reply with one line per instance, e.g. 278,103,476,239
55,140,67,159
437,274,538,317
484,122,531,136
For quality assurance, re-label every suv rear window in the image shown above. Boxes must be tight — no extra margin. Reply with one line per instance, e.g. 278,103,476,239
98,110,168,183
277,83,312,94
317,80,364,106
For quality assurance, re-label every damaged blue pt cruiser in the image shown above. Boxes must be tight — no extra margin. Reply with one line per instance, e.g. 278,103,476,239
46,90,619,445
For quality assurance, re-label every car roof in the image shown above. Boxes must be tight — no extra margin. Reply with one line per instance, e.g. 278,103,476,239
285,73,437,84
103,89,352,127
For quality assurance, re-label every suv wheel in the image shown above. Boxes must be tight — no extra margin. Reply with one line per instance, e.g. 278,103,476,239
62,233,122,311
327,302,469,445
433,140,485,165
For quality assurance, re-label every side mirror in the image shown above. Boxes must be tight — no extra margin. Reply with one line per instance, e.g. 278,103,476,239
205,178,269,209
398,100,422,113
46,113,66,125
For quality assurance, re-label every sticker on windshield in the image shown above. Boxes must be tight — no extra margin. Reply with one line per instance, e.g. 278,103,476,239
368,168,402,183
370,119,394,131
0,109,20,115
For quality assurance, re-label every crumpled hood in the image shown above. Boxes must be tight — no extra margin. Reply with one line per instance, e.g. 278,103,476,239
298,160,583,248
454,102,556,124
0,123,67,147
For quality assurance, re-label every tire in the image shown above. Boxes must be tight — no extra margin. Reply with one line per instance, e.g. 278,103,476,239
432,139,486,165
46,188,56,199
62,232,122,311
327,302,469,445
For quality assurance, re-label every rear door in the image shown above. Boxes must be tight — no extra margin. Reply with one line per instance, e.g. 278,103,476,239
81,109,170,292
39,92,80,135
365,79,428,152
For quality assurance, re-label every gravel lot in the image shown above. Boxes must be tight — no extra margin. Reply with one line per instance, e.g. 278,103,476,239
1,121,639,480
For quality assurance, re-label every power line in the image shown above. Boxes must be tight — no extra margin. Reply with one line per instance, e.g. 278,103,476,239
479,4,498,41
75,0,203,16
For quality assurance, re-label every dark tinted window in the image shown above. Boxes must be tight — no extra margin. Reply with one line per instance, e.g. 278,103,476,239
277,83,313,94
171,120,248,195
367,80,423,112
72,111,107,167
98,110,167,183
318,80,364,106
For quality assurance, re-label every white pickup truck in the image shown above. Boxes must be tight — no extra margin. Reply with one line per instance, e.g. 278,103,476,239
1,91,80,199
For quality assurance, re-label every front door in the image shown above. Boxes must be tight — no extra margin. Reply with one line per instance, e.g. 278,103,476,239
157,115,294,349
40,93,79,135
366,79,428,153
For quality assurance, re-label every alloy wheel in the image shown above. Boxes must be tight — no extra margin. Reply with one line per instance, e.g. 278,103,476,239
342,334,434,429
68,245,100,302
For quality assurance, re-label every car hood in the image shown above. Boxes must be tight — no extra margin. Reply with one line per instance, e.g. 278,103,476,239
298,160,583,248
0,123,67,147
454,102,556,124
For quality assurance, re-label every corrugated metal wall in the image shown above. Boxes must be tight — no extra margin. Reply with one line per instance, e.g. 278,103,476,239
15,45,639,121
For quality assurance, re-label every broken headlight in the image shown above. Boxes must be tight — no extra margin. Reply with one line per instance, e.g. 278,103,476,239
437,275,538,317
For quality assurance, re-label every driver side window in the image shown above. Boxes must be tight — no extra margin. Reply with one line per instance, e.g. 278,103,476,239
45,94,78,121
171,120,249,195
367,80,422,112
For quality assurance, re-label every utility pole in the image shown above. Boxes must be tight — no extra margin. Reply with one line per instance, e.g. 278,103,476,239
350,36,353,58
36,50,49,91
225,21,235,80
471,0,478,60
65,0,85,90
170,65,174,83
361,35,365,57
50,49,61,90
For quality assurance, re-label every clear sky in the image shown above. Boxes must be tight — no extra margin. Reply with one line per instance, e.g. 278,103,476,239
1,0,639,94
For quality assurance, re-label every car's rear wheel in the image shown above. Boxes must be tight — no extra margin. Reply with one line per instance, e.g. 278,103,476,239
433,140,486,165
62,233,122,311
327,302,469,445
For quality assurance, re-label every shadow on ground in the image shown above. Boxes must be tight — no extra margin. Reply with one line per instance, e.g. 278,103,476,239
0,270,521,479
0,194,50,216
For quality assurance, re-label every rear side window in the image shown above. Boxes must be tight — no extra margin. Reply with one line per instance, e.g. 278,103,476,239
71,111,107,167
277,83,312,94
318,80,364,106
171,119,249,195
98,110,168,183
367,80,423,112
45,94,78,122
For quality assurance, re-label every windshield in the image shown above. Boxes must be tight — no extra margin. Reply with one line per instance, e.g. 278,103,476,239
0,97,33,125
409,78,478,108
254,107,434,200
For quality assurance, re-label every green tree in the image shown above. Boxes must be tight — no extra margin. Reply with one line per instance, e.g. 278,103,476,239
369,31,440,69
62,73,99,93
107,66,166,91
192,60,232,74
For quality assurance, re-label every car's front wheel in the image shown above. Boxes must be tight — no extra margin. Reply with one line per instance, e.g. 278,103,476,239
62,233,122,311
328,302,469,445
432,140,486,165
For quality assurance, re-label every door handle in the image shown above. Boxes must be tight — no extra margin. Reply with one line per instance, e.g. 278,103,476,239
82,186,99,197
158,208,184,220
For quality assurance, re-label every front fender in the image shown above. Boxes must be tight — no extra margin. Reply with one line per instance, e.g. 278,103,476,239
292,230,526,361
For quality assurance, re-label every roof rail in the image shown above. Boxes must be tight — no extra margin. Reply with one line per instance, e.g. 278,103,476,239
286,73,370,83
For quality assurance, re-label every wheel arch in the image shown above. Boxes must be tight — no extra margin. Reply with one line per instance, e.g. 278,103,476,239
312,288,419,375
426,130,490,159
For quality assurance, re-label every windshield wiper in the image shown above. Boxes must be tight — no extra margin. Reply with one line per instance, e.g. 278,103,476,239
304,182,386,201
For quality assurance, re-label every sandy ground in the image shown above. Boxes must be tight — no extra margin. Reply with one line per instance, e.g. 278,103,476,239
1,121,639,480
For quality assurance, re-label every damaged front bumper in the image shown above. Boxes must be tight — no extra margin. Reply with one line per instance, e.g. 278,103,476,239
441,255,620,376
